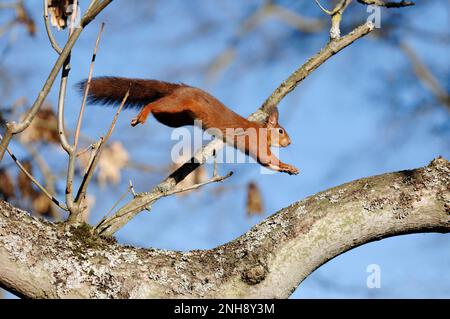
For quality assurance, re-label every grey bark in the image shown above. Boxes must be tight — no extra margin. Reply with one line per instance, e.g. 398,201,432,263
0,157,449,298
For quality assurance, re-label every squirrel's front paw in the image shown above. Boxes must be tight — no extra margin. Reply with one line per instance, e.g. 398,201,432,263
280,163,299,175
131,117,141,127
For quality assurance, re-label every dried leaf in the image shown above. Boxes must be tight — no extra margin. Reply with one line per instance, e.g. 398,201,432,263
19,106,59,144
97,141,129,187
246,181,264,216
17,161,34,199
31,192,52,216
48,0,75,30
0,168,15,201
16,2,36,36
79,141,130,187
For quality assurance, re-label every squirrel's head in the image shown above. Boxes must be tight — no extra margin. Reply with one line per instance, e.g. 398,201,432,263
265,107,291,148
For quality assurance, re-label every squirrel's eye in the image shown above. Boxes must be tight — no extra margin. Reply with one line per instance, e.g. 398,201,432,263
278,128,284,134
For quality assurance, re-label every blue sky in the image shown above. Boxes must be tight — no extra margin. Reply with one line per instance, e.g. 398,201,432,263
1,0,449,298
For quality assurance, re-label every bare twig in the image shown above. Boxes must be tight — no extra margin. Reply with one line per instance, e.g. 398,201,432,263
315,0,352,40
206,2,325,79
43,0,63,54
206,1,273,80
168,171,233,197
0,3,17,10
0,134,68,211
21,143,61,220
98,185,132,225
400,42,450,112
56,0,79,155
95,21,375,237
73,22,104,150
66,22,105,213
16,116,155,173
314,0,342,15
76,141,99,158
0,0,113,161
74,89,130,214
259,21,374,113
80,137,102,175
269,4,324,33
95,169,233,234
129,180,137,197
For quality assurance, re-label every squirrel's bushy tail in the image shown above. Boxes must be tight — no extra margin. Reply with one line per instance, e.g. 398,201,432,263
77,76,186,109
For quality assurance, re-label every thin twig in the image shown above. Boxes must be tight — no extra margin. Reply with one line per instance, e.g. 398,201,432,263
259,21,373,113
0,3,17,10
269,4,324,33
97,185,132,226
66,22,105,212
74,89,130,207
81,137,102,175
0,134,68,211
165,172,233,197
95,171,233,234
400,42,450,112
314,0,337,15
76,142,96,158
205,0,324,79
57,0,77,155
206,1,272,80
73,22,104,151
129,180,137,197
57,6,74,156
43,0,63,54
315,0,352,39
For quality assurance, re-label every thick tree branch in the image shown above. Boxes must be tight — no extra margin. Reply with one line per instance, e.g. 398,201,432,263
1,157,448,298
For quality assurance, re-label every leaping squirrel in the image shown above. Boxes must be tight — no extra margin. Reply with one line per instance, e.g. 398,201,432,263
78,77,299,175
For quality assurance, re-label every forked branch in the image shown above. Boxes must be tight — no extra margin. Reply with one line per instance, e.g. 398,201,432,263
0,0,112,161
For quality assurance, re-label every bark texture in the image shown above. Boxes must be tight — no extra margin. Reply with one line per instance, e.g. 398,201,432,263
0,157,449,298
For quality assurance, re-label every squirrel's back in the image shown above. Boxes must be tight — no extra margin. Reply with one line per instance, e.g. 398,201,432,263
77,76,187,109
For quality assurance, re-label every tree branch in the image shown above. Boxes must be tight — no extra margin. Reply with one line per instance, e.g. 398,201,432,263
73,88,128,213
356,0,415,8
1,157,448,298
400,42,450,112
43,0,63,54
315,0,352,40
65,22,105,215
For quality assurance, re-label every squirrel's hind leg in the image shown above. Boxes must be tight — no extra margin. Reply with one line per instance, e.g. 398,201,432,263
131,103,153,127
130,93,182,127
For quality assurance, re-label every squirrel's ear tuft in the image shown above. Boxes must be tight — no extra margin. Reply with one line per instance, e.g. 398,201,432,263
266,106,279,128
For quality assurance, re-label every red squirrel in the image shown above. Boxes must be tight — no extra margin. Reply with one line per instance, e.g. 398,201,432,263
78,77,299,175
